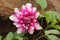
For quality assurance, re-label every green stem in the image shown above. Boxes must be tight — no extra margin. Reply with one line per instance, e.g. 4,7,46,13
35,35,46,40
33,30,42,39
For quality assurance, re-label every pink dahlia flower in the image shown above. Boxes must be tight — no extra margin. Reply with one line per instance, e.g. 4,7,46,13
9,3,42,34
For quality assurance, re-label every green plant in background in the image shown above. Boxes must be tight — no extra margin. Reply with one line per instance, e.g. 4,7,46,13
36,0,60,40
0,0,60,40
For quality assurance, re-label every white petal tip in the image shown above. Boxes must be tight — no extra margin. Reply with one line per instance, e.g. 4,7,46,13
35,23,42,30
28,27,34,34
29,31,34,34
33,7,36,12
9,15,13,20
26,3,32,6
14,8,19,12
36,12,40,18
38,26,42,30
17,28,22,34
22,5,26,10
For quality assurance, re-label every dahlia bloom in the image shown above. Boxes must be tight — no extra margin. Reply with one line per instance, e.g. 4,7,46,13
9,3,42,34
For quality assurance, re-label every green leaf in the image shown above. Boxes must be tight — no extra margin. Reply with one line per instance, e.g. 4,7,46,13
49,25,60,30
58,38,60,40
0,35,2,40
14,32,24,37
37,12,44,20
36,0,47,9
47,35,59,40
43,11,60,25
56,14,60,21
25,37,28,40
45,29,60,35
13,32,24,40
14,32,28,40
15,36,23,40
4,32,14,40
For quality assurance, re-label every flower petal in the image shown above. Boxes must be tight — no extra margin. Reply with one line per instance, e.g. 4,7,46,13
34,23,42,30
14,8,20,14
22,5,26,10
14,8,22,18
26,3,32,7
14,8,19,12
28,26,34,34
9,3,41,34
32,7,36,13
26,3,32,12
36,12,40,18
9,15,19,22
17,28,22,34
13,22,21,28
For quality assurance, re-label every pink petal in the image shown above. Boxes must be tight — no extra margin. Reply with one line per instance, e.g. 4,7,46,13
14,8,21,14
28,26,34,34
34,23,42,30
13,23,21,28
16,12,22,18
27,7,32,12
14,8,22,18
9,15,19,22
26,3,32,12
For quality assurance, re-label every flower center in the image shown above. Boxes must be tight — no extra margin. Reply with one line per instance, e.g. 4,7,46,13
23,17,32,26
